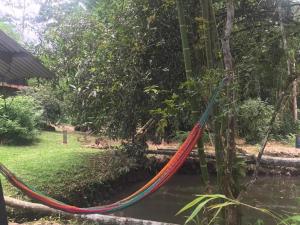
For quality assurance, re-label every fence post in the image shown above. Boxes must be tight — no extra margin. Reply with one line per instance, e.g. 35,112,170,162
63,130,68,144
0,179,8,225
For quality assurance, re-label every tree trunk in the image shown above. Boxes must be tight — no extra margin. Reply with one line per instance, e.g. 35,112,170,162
5,196,178,225
0,180,8,225
201,0,213,68
176,0,193,80
221,0,240,223
222,0,236,187
197,139,210,186
200,0,220,67
214,117,225,191
279,0,298,122
176,0,210,186
292,61,298,122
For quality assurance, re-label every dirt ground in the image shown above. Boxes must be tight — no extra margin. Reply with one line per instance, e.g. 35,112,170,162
147,138,300,158
52,125,300,158
80,134,300,158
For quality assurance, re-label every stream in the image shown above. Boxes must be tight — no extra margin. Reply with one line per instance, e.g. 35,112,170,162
113,175,300,225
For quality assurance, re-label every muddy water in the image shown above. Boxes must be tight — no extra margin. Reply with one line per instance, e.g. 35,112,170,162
113,175,300,224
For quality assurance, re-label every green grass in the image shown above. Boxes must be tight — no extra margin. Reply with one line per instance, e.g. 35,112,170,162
0,131,104,198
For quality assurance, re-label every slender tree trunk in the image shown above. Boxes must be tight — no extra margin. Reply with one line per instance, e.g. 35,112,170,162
0,180,8,225
176,0,210,186
214,116,225,192
201,0,220,67
279,0,298,122
198,0,222,187
208,0,221,67
197,139,210,186
222,0,235,178
201,0,213,68
176,0,193,80
221,0,240,224
292,60,298,122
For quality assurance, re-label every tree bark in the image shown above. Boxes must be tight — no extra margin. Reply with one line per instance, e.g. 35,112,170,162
222,0,236,174
200,0,220,67
5,196,178,225
197,139,210,186
221,0,240,224
0,180,8,225
221,0,236,188
279,0,298,122
292,61,298,122
176,0,193,80
201,0,213,68
176,0,210,186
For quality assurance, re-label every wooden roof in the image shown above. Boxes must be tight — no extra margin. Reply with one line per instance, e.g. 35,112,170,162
0,30,54,82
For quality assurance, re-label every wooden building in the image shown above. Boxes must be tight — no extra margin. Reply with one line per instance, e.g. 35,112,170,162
0,30,54,94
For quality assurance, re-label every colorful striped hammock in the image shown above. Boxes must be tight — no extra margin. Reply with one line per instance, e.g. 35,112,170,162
0,78,226,214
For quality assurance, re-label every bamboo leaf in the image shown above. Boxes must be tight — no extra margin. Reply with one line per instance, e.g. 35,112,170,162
185,197,219,224
208,201,236,210
208,206,223,225
177,195,209,215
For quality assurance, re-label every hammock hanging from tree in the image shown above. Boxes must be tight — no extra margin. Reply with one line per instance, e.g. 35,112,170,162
0,78,227,215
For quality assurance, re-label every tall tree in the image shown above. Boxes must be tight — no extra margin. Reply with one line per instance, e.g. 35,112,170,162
176,0,210,186
176,0,193,80
279,0,298,122
221,0,240,224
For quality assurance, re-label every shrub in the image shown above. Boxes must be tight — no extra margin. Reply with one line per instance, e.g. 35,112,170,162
237,98,276,144
20,87,64,125
274,111,298,136
0,96,42,144
119,141,147,162
170,130,210,144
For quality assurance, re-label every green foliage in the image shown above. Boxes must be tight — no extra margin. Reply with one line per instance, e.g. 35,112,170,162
118,141,147,161
0,96,42,144
178,194,282,225
103,150,140,179
238,99,276,143
233,156,247,180
171,130,210,144
238,99,300,144
274,112,299,138
20,85,65,124
254,219,265,225
36,0,203,140
282,216,300,225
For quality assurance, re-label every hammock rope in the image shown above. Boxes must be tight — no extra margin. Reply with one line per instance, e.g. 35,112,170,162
0,78,226,214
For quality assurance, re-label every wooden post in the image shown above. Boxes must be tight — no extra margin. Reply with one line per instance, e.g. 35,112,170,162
63,130,68,144
0,179,8,225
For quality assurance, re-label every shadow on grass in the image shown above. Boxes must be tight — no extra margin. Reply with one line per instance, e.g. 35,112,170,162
0,136,42,147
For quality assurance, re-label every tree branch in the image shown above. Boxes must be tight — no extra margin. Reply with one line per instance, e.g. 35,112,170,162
5,196,178,225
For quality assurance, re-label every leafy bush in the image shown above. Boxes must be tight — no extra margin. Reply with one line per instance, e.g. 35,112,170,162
237,98,276,144
20,86,64,125
0,96,42,144
273,112,299,137
118,141,148,161
171,130,210,144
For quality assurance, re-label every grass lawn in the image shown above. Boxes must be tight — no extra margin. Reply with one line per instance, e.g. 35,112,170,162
0,131,105,199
